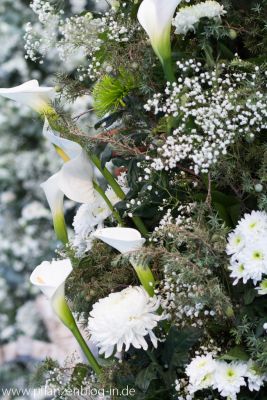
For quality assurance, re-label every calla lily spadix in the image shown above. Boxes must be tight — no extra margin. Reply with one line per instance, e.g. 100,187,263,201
41,122,95,243
92,227,155,296
0,80,55,113
30,259,101,375
137,0,182,81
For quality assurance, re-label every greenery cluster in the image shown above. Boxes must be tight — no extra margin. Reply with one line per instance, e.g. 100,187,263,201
13,0,267,399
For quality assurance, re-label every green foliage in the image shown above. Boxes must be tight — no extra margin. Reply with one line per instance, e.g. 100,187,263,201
93,69,138,117
66,241,137,320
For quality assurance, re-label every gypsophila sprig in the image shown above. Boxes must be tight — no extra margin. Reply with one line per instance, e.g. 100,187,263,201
145,59,267,174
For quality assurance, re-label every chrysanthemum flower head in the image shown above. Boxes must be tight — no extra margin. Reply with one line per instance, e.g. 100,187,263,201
227,210,267,286
185,353,216,392
213,361,247,399
87,286,162,358
237,210,267,238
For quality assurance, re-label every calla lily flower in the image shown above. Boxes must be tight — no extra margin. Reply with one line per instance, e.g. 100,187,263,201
30,259,101,374
92,227,155,295
0,80,55,113
41,122,95,243
92,227,146,254
137,0,182,81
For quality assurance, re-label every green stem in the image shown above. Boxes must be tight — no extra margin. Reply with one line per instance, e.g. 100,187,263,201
134,264,155,297
90,154,149,237
53,213,68,244
70,323,102,375
53,295,101,375
162,57,175,83
130,256,156,297
93,180,123,225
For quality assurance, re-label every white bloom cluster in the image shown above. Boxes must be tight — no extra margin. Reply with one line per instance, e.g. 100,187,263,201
57,13,100,61
24,0,61,64
173,1,226,35
87,286,162,358
158,267,215,328
24,1,101,71
227,210,267,289
154,204,194,236
145,60,267,174
99,10,137,43
184,353,266,399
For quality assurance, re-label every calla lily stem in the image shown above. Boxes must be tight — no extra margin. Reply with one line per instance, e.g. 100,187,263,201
163,57,176,83
53,213,69,244
129,256,155,297
93,180,124,226
53,295,101,375
134,264,155,296
70,323,102,375
90,154,149,237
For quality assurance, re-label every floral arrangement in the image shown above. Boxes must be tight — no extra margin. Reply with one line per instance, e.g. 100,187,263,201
1,0,267,399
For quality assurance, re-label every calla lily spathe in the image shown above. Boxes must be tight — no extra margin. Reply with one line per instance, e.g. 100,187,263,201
137,0,182,80
92,227,155,296
30,259,74,327
41,122,95,243
30,259,101,374
92,227,146,254
0,80,55,113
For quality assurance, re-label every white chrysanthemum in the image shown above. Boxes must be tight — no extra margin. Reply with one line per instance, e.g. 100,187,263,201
226,231,245,255
87,286,162,358
236,210,267,238
229,258,249,285
245,360,266,392
227,210,267,286
213,361,247,399
173,1,226,35
239,241,267,284
185,353,216,392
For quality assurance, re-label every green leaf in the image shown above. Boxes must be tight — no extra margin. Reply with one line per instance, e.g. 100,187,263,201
100,144,113,168
162,327,202,368
244,288,257,305
219,346,250,361
135,364,158,392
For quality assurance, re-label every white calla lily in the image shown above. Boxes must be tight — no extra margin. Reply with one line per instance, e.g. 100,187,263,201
92,227,146,254
137,0,182,80
30,259,73,300
92,227,155,296
30,259,101,374
41,122,95,243
0,80,55,113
